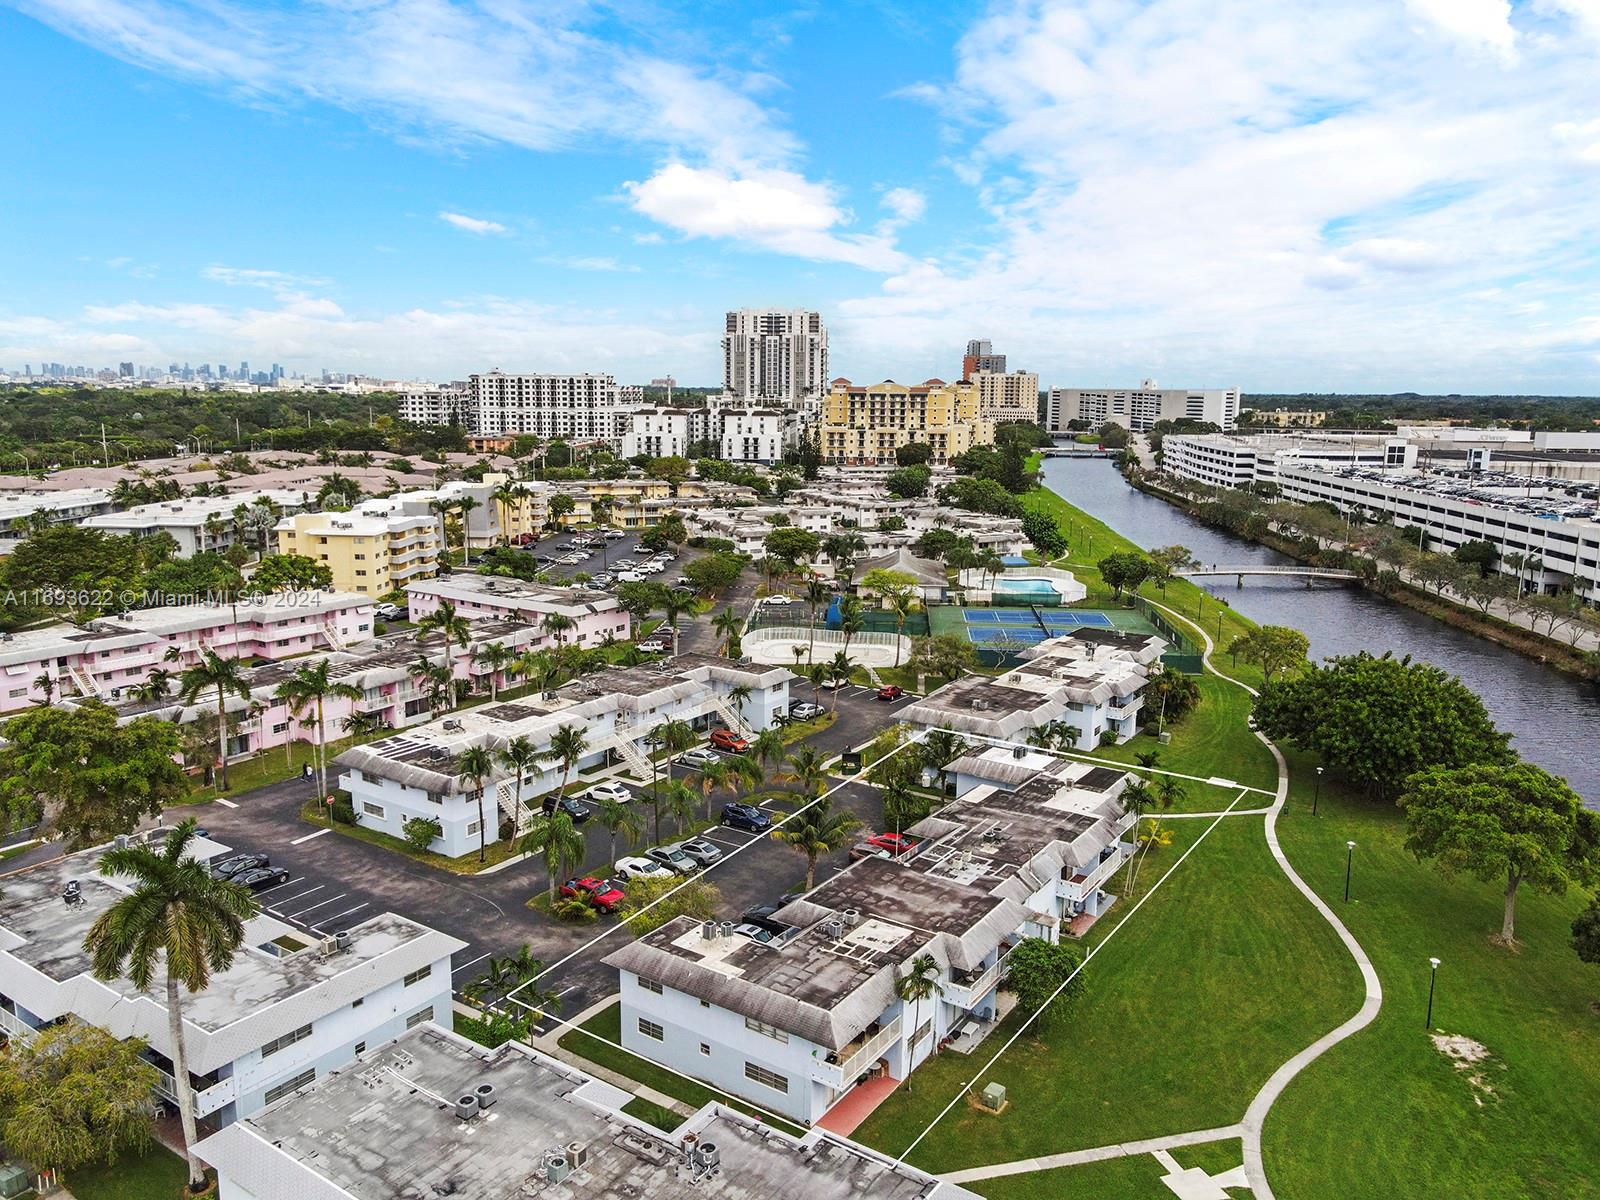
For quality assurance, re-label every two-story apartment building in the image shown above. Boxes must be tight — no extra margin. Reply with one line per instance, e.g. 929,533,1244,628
335,655,793,857
403,575,631,647
0,830,462,1128
84,489,310,556
900,629,1166,750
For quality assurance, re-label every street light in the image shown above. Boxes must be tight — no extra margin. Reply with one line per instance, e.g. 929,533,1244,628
1344,840,1356,903
1313,765,1324,816
1426,957,1441,1028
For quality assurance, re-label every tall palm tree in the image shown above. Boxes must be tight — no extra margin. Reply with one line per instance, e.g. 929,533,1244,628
752,726,787,777
522,810,585,901
659,779,698,837
498,735,541,842
712,608,743,658
178,648,251,791
726,683,754,722
804,662,828,709
31,672,54,704
778,743,830,804
1121,777,1156,892
660,589,695,647
545,724,589,802
895,953,945,1061
827,651,853,713
805,577,831,658
274,659,361,808
408,656,455,717
771,796,861,890
541,612,576,651
491,482,521,547
885,585,917,667
419,599,471,672
427,497,452,560
473,641,516,699
455,496,483,564
918,730,968,792
85,820,256,1194
697,758,730,821
457,745,496,864
837,594,864,657
596,796,643,870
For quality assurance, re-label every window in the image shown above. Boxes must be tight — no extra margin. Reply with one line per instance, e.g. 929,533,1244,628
637,976,663,995
403,965,433,987
354,1041,366,1055
466,821,481,836
744,1016,788,1043
362,802,385,818
260,1023,313,1058
743,1063,788,1093
264,1069,316,1105
405,1007,432,1029
638,1017,664,1041
699,999,710,1008
699,1043,711,1056
8,689,24,699
351,997,364,1009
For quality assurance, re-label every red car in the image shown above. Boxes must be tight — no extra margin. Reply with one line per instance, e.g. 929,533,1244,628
876,685,905,702
865,832,918,857
559,876,626,913
710,727,750,753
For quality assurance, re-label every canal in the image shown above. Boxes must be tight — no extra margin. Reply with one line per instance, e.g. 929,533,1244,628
1042,457,1600,806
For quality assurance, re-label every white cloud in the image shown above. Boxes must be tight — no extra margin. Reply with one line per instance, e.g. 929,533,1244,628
1404,0,1517,59
875,186,927,236
438,211,507,236
624,163,906,271
547,256,639,273
203,265,329,290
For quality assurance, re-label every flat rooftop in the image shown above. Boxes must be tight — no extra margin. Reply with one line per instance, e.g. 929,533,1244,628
200,1025,968,1200
407,573,622,614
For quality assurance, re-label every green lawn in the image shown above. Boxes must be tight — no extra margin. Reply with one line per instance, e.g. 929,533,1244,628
623,1096,685,1132
1262,755,1600,1200
179,732,381,806
67,1145,189,1200
297,800,525,874
850,814,1359,1174
972,1154,1175,1199
557,1002,805,1136
1171,1136,1246,1176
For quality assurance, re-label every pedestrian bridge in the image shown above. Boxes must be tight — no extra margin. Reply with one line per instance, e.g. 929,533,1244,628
1175,566,1359,582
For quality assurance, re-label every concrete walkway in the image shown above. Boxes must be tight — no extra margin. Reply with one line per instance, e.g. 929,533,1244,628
943,1124,1246,1184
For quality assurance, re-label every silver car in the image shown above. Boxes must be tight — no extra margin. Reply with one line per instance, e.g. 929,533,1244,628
678,838,723,869
646,843,699,876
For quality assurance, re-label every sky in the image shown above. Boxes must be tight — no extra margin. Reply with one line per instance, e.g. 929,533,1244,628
4,0,1600,393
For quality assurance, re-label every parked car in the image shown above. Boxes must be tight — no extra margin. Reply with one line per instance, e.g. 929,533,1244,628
374,602,407,621
849,842,894,863
541,795,592,824
721,802,771,833
631,543,652,555
678,837,723,868
819,677,846,691
645,843,699,876
603,529,627,540
674,576,695,588
678,747,721,769
788,701,823,720
616,571,648,583
741,903,787,934
513,533,536,546
212,853,269,880
876,685,905,702
710,728,750,754
732,922,776,944
614,856,674,881
233,865,291,891
865,831,918,856
592,573,616,586
586,781,633,804
559,876,627,913
613,558,637,569
761,594,796,607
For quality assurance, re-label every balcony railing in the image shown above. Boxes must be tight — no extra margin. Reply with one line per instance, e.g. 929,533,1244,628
0,1008,36,1042
1061,849,1126,902
945,949,1012,1011
808,1015,903,1088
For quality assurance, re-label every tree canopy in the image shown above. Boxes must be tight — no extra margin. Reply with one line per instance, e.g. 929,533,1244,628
1005,937,1086,1030
252,553,334,592
1097,551,1152,598
1021,509,1067,556
1225,624,1310,684
886,465,932,499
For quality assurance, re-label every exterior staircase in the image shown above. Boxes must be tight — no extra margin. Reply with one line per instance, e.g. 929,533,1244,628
709,695,754,738
610,733,656,782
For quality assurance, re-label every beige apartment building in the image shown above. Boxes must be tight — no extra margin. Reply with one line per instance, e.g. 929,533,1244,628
275,510,441,596
820,377,996,466
973,369,1040,424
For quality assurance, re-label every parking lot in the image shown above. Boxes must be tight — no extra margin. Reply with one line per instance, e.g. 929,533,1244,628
516,531,693,590
165,682,917,1025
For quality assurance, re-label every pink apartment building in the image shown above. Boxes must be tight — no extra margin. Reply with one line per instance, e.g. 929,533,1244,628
404,576,630,647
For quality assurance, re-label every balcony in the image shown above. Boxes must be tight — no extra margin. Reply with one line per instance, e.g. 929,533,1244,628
0,1007,37,1042
945,948,1012,1012
1060,849,1126,903
808,1015,902,1088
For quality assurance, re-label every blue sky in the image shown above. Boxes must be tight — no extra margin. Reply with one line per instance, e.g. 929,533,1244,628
4,0,1600,392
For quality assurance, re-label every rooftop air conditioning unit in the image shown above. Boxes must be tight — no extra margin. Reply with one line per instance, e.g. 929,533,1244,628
475,1083,497,1109
544,1152,572,1183
823,919,845,939
842,908,860,927
701,920,719,941
695,1142,720,1171
333,930,352,953
442,719,463,731
454,1094,480,1122
565,1141,588,1168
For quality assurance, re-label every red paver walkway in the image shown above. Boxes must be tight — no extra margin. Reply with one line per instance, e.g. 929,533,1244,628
815,1073,902,1137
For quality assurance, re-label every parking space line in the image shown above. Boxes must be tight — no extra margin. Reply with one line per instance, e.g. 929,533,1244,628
285,892,347,916
213,798,239,809
253,879,297,897
453,952,492,976
269,883,323,907
289,827,332,846
310,903,368,930
701,830,752,847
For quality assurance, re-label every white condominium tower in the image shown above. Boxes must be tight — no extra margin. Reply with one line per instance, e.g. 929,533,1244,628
457,372,626,441
722,308,828,408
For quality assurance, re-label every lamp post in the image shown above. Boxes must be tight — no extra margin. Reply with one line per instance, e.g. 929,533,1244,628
1344,840,1356,903
1426,957,1440,1029
1313,765,1324,816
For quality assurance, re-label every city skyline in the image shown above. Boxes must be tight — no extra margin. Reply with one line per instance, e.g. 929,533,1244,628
5,1,1600,392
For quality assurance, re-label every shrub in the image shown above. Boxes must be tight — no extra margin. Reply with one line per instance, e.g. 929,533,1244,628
402,816,443,851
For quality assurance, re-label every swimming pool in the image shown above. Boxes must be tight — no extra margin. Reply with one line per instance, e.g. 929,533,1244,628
993,577,1070,597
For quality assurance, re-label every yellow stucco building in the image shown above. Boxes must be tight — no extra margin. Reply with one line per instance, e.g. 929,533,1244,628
274,509,441,596
820,377,996,465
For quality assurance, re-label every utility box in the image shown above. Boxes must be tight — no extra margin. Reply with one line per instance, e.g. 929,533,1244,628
840,750,862,774
979,1082,1007,1111
0,1163,29,1199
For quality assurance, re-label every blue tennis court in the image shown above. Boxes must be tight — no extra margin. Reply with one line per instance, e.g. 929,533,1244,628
967,626,1048,644
1039,611,1114,629
963,608,1040,624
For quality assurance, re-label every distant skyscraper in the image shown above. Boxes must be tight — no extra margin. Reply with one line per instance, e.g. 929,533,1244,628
962,338,1007,379
118,361,134,377
721,308,828,409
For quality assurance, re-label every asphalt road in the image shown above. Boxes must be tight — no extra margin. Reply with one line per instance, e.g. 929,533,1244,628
156,683,917,1027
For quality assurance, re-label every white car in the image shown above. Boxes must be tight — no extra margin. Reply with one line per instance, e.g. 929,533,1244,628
761,594,796,606
603,529,627,541
614,856,674,881
616,570,648,583
640,561,667,574
587,781,633,804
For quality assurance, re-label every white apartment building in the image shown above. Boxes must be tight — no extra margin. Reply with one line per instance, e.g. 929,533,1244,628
722,309,828,411
681,495,1025,560
1162,432,1416,491
0,830,461,1127
972,370,1040,424
404,575,630,648
436,372,629,442
718,407,795,463
1274,462,1600,597
196,1022,975,1200
0,487,115,554
606,746,1133,1125
902,629,1167,750
83,489,310,556
335,655,792,857
398,384,470,427
620,407,708,459
1047,381,1240,433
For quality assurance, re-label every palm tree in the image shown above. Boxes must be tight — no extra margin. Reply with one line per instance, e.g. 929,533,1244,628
838,594,865,657
885,585,917,667
596,797,643,869
545,724,589,803
473,641,516,699
457,745,496,864
541,612,576,651
778,743,830,804
1121,776,1156,891
498,735,541,842
657,718,695,786
895,953,945,1062
522,810,585,901
85,820,256,1194
752,726,787,776
805,662,828,708
805,577,831,658
419,599,471,672
427,497,452,559
274,659,361,810
712,607,743,658
659,779,698,836
918,730,968,792
726,683,754,723
178,648,251,791
491,482,522,546
697,758,730,821
455,496,482,563
661,589,695,647
771,796,861,890
31,672,53,704
408,656,455,717
827,651,853,712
